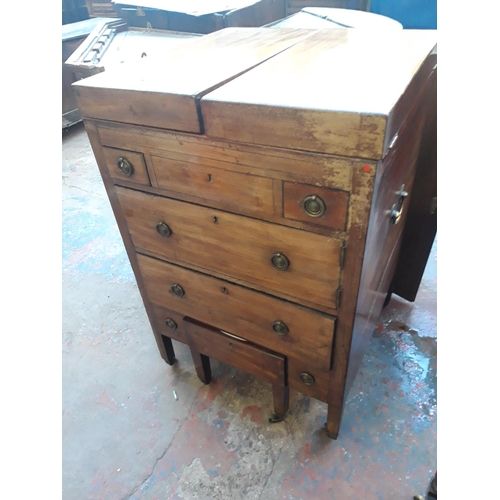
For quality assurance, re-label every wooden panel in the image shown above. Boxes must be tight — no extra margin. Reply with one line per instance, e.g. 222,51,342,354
96,122,354,193
288,359,330,402
392,60,437,301
73,28,315,131
283,182,349,230
102,147,151,186
136,254,336,371
117,187,343,308
201,29,437,158
184,318,285,386
150,154,275,217
336,66,433,407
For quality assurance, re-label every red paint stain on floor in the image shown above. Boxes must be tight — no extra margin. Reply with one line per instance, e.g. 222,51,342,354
95,391,118,411
240,405,263,423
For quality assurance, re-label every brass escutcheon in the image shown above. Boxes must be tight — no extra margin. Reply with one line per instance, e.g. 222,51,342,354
271,252,289,271
156,222,172,237
272,321,289,336
170,283,184,297
165,318,177,330
117,157,133,176
302,194,326,217
300,372,315,385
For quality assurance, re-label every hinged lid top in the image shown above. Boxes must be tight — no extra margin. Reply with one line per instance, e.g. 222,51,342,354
201,29,437,159
73,27,314,133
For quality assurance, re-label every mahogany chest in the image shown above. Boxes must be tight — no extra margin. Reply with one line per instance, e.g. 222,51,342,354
74,27,437,438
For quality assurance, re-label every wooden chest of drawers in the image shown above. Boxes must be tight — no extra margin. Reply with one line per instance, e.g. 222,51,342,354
74,27,437,438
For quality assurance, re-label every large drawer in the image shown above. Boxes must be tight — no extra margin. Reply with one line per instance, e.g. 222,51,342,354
136,254,336,372
117,187,343,309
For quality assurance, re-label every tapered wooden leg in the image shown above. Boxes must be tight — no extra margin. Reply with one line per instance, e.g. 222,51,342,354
190,348,212,384
161,336,176,366
269,385,289,423
325,404,341,439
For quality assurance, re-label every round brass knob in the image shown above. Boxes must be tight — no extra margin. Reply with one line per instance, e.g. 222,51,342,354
165,318,177,330
117,157,134,177
156,222,172,237
272,321,289,336
300,372,315,385
271,252,289,271
170,283,184,297
302,195,326,218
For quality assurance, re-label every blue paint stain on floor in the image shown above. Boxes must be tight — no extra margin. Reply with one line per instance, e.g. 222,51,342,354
62,196,134,284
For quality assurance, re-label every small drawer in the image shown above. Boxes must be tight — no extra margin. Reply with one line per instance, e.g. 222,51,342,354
150,304,187,344
288,359,330,403
102,147,150,186
136,253,335,372
150,155,274,218
283,182,349,231
184,318,285,386
116,186,343,310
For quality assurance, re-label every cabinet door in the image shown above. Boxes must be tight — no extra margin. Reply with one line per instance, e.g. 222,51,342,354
392,63,437,302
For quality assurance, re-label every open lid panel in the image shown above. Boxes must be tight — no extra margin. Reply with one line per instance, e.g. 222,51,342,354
201,29,437,159
73,27,315,133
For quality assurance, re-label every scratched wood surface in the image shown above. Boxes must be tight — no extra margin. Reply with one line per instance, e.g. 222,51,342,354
116,186,343,309
73,28,315,132
201,29,437,158
136,253,336,371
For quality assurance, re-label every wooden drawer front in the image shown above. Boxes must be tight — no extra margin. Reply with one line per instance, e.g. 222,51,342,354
184,318,285,386
117,187,342,309
136,254,335,371
150,154,274,217
150,304,187,344
283,182,349,230
102,147,150,186
288,359,330,403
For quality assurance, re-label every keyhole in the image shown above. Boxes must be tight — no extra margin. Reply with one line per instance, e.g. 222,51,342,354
213,216,218,224
207,174,212,182
221,286,227,294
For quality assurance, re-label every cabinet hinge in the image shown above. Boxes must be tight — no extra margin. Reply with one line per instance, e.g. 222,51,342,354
340,241,346,269
335,287,343,309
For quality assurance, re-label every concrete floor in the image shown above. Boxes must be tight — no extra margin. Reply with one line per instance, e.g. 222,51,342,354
62,122,437,500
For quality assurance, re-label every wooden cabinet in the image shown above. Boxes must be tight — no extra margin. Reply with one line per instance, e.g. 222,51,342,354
63,19,200,128
74,28,437,438
86,0,118,17
113,0,286,34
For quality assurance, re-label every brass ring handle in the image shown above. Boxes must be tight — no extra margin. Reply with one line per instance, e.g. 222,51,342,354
300,372,315,385
156,222,172,237
170,283,185,297
165,318,177,330
302,194,326,218
390,185,408,225
117,157,134,177
272,321,289,336
271,252,289,271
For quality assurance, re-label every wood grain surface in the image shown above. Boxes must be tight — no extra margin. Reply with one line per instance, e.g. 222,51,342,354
184,317,286,386
73,27,315,132
117,186,343,308
136,253,336,371
201,29,437,158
